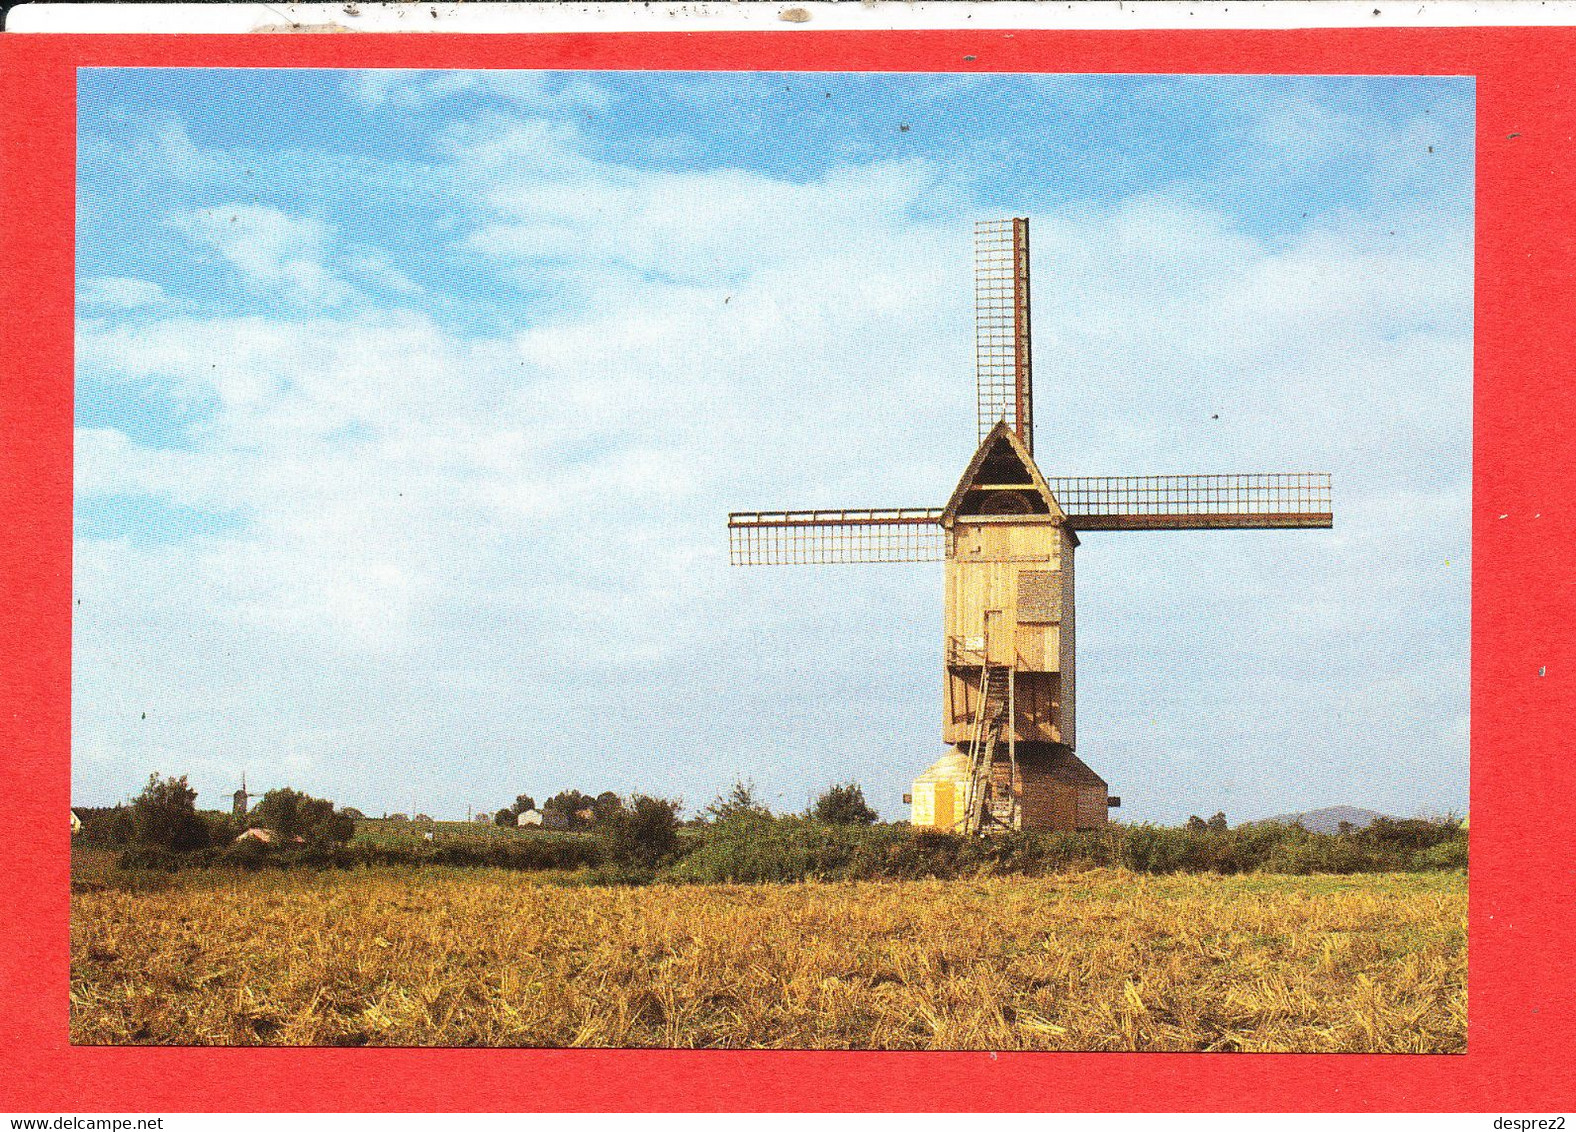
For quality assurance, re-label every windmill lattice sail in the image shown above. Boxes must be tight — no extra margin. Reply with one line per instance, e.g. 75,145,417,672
727,473,1331,564
728,509,945,565
975,218,1032,453
1050,472,1333,531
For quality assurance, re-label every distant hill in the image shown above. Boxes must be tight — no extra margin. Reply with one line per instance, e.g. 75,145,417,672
1251,806,1395,834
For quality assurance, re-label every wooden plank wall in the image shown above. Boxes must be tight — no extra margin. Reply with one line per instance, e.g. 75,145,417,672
1060,527,1076,749
944,518,1074,745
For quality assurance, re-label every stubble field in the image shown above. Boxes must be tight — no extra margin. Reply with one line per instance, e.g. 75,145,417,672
69,863,1466,1051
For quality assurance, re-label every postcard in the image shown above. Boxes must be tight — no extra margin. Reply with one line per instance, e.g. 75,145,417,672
2,2,1572,1116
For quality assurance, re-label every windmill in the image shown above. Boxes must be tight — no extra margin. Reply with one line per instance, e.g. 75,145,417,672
727,218,1334,835
232,772,252,819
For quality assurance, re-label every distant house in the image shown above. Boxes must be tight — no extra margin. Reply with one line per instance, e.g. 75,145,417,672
575,807,596,824
236,828,274,844
70,809,82,835
517,808,543,827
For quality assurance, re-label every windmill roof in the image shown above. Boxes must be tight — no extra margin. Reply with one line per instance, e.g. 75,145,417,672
941,421,1074,543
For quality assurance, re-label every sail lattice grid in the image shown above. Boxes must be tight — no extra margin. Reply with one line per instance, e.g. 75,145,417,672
727,475,1332,564
1048,472,1332,530
728,509,946,565
974,219,1030,449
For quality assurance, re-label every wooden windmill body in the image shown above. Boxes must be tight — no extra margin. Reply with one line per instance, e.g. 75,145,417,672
729,219,1333,834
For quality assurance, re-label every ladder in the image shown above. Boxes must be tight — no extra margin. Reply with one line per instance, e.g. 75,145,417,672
963,665,1017,834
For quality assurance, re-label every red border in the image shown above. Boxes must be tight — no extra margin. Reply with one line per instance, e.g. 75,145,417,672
3,27,1574,1113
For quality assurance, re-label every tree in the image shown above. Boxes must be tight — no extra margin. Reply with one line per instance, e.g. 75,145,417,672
341,806,366,821
594,791,624,822
199,809,240,845
494,808,518,827
812,782,878,825
129,774,211,852
250,788,356,846
705,779,771,823
1185,815,1208,833
543,790,597,829
1207,812,1229,833
514,794,536,816
605,795,682,867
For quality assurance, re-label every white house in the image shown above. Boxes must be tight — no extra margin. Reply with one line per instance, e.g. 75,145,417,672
517,808,543,827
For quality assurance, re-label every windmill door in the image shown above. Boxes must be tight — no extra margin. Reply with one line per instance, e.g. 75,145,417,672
933,780,955,831
984,609,1013,666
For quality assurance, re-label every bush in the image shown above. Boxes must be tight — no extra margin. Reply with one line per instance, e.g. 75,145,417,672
666,816,1471,886
671,813,819,883
812,782,879,826
351,836,605,872
1118,825,1197,874
129,773,211,852
77,805,135,848
605,795,682,868
669,815,900,884
250,788,356,846
118,843,225,871
1259,831,1383,875
221,835,275,870
200,810,240,845
543,790,598,830
704,780,772,823
1415,836,1468,870
1355,816,1461,853
594,792,625,822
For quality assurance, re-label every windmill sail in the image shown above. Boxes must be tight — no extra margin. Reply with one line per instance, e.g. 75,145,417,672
726,472,1330,565
975,218,1032,454
1049,473,1332,531
728,508,944,565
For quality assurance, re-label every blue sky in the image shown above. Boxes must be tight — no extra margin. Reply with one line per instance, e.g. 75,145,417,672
74,68,1474,823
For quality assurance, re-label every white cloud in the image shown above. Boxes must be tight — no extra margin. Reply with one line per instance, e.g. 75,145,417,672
1252,91,1366,166
348,70,613,113
347,251,422,296
169,204,358,306
78,276,166,309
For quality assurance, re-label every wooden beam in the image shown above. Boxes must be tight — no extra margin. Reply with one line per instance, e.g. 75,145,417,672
1068,512,1333,531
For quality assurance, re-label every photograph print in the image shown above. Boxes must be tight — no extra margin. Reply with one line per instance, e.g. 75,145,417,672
71,67,1471,1050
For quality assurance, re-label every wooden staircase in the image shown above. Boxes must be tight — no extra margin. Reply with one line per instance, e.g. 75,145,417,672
963,666,1018,834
